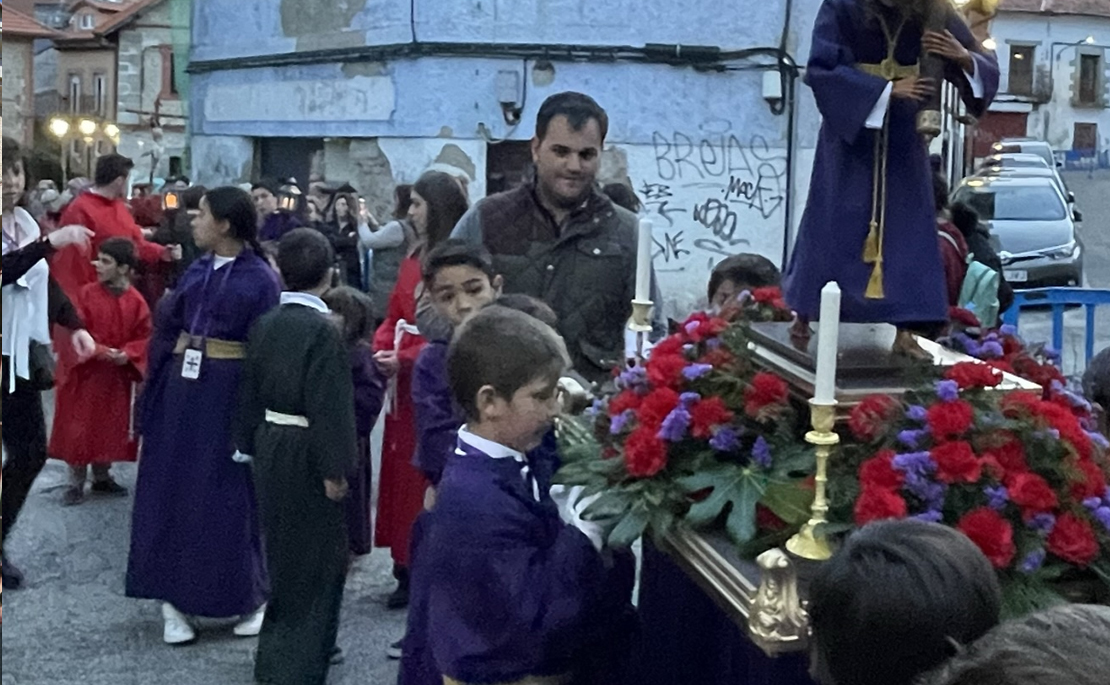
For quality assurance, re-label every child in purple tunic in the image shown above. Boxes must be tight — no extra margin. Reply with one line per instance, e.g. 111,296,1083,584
412,306,635,685
126,187,279,646
322,285,387,559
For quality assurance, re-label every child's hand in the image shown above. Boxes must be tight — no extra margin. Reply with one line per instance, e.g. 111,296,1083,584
325,478,349,502
424,485,437,511
373,350,400,377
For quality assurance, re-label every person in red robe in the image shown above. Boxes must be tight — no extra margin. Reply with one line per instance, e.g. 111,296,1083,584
49,154,178,389
50,237,152,506
372,171,468,618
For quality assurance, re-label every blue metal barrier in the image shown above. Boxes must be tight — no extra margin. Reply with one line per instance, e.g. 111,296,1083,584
1001,288,1110,365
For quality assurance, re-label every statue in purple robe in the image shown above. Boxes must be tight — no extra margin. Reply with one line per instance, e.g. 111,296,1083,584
783,0,999,356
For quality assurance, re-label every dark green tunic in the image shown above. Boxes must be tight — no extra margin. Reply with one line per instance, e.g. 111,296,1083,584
237,302,358,685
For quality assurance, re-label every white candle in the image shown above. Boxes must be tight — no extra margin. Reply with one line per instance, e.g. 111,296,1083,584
814,282,841,405
635,218,653,303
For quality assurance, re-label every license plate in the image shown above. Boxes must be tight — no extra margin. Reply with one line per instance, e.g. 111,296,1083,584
1005,270,1028,283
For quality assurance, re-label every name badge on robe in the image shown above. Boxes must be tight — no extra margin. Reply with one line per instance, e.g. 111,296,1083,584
182,346,204,381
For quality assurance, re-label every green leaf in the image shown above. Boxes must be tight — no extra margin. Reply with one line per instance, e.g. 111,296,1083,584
682,467,768,544
580,492,632,521
725,475,764,543
608,506,650,548
770,445,817,476
761,482,815,526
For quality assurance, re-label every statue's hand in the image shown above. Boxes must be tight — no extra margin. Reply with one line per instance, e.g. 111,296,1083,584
923,30,974,72
891,75,936,102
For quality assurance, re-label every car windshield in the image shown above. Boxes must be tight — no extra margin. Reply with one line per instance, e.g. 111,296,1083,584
953,184,1066,221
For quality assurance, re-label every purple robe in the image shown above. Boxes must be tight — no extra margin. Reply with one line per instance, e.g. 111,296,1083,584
126,251,280,617
784,0,999,324
347,343,386,555
259,211,303,244
411,340,460,485
401,437,635,685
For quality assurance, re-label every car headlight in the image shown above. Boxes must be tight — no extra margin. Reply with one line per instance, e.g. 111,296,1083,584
1043,241,1077,259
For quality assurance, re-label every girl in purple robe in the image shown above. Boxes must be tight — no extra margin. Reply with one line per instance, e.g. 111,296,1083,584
783,0,999,355
126,186,280,645
414,306,636,685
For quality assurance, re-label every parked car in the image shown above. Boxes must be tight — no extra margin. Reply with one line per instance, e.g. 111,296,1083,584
977,152,1050,172
952,175,1083,288
973,163,1076,210
991,138,1059,169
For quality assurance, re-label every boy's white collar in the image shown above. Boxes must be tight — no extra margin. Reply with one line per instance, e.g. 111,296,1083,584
280,291,330,314
458,426,525,463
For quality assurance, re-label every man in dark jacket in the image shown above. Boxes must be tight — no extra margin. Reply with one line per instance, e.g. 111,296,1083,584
452,92,662,384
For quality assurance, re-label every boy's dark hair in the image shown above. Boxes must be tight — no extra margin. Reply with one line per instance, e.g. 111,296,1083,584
809,520,1001,685
251,178,280,196
919,604,1110,685
277,228,335,291
602,183,642,213
448,306,569,421
933,170,951,214
951,202,981,239
707,253,782,301
422,238,496,284
490,293,558,329
323,286,375,345
536,92,609,142
95,154,135,187
99,237,139,269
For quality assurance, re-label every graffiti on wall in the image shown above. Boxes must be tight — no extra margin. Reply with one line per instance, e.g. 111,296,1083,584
625,126,789,315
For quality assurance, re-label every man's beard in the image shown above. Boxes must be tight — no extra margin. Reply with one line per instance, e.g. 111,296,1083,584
539,175,592,210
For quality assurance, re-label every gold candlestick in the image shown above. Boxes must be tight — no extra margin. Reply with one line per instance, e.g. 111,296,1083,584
785,399,839,561
629,299,654,362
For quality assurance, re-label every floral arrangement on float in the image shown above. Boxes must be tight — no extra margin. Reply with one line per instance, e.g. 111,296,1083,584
556,288,817,551
557,297,1110,610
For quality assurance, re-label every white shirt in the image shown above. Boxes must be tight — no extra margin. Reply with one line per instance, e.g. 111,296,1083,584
280,291,330,314
457,426,541,502
213,254,235,270
2,208,52,391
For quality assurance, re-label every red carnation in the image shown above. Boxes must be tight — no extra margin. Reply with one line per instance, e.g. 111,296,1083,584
751,286,784,304
744,372,789,417
1006,472,1059,515
849,395,901,442
957,508,1016,569
1071,460,1109,502
949,307,982,328
1046,512,1099,567
854,487,909,525
681,313,729,342
651,335,687,359
987,434,1029,475
927,400,975,440
689,397,735,439
638,387,681,430
931,441,983,484
624,427,669,478
646,352,689,390
860,449,905,490
698,346,737,369
1001,391,1043,419
608,390,643,417
945,362,1003,390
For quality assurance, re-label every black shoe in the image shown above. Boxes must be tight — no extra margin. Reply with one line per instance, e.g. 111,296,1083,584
386,639,403,660
62,486,86,507
2,555,25,590
329,646,345,666
386,578,410,610
90,479,129,497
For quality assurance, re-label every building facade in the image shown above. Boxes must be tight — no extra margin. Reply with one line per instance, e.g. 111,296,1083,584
2,7,59,147
188,0,833,315
983,0,1109,166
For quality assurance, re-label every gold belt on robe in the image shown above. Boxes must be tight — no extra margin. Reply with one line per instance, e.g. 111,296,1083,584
857,58,920,81
443,675,571,685
173,333,246,360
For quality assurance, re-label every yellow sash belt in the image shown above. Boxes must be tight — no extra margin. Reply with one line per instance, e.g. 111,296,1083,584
443,675,570,685
173,333,246,360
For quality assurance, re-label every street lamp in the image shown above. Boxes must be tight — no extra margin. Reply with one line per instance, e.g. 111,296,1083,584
48,117,71,139
78,118,98,137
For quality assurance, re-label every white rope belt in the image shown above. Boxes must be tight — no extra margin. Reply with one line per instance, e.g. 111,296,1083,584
265,410,310,428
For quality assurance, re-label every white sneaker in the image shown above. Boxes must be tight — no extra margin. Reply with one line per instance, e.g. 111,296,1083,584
233,603,266,637
162,603,196,646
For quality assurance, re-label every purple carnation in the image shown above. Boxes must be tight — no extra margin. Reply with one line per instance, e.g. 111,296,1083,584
906,405,929,422
586,399,603,417
658,407,691,443
979,341,1005,359
617,365,648,392
610,410,634,435
737,290,752,304
682,364,714,381
999,324,1018,337
935,380,960,403
1095,507,1110,533
751,436,773,469
1087,431,1110,450
1083,497,1103,512
897,429,929,449
985,485,1009,511
679,392,702,406
685,320,702,337
1027,513,1057,536
892,451,936,477
705,338,722,350
710,427,740,453
1019,549,1046,574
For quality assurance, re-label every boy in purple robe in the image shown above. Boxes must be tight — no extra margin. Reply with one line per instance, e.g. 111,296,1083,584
414,306,634,685
783,0,999,355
